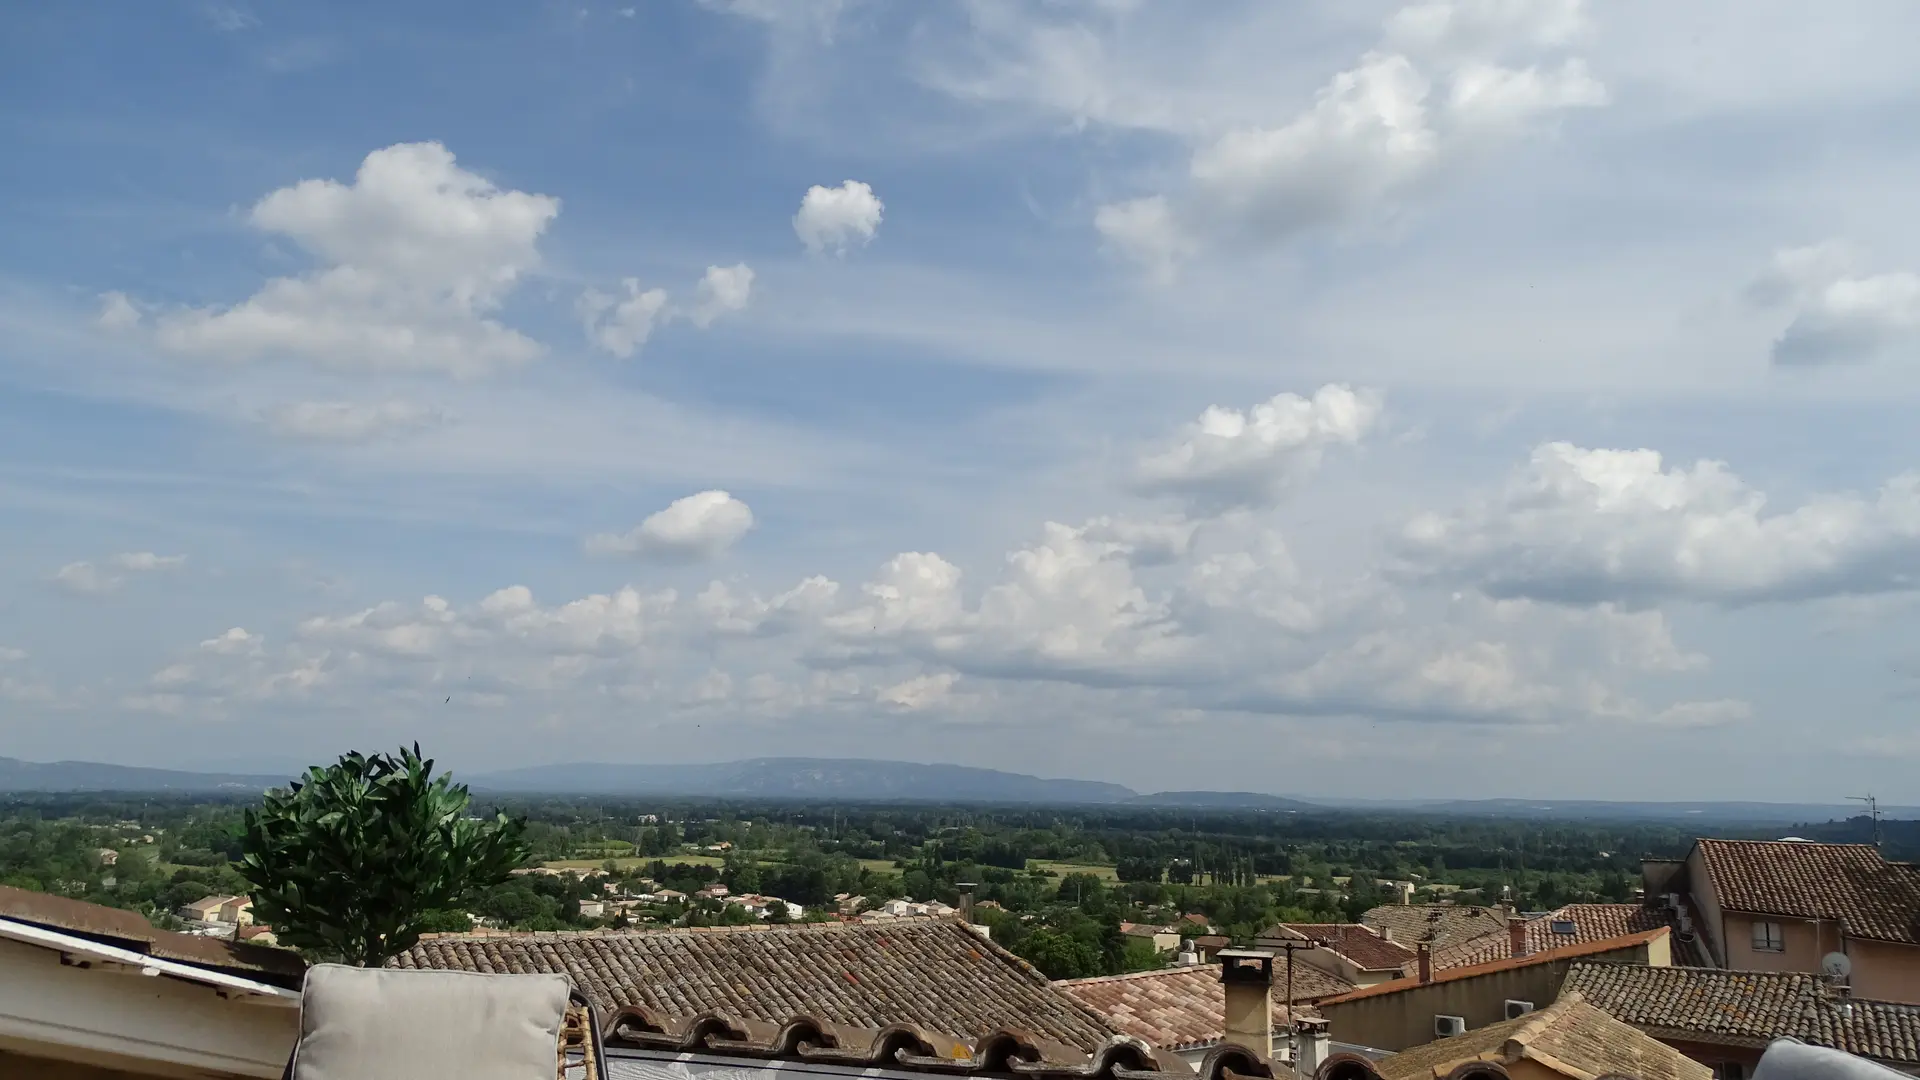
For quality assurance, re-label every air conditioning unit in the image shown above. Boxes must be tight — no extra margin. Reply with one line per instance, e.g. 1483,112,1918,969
1435,1015,1467,1038
1505,1000,1536,1020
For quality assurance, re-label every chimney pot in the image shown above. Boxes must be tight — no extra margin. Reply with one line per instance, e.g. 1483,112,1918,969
1417,943,1432,984
957,882,977,925
1294,1017,1332,1077
1379,927,1394,943
1509,916,1529,960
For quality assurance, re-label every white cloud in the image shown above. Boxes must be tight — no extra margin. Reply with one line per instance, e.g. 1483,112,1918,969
150,142,557,376
578,264,754,357
0,647,25,663
1394,441,1920,606
267,400,445,441
1088,2,1604,271
578,280,668,359
794,180,884,255
53,553,186,595
1133,384,1380,513
878,671,957,709
1747,241,1920,366
586,490,756,559
96,291,142,331
200,627,264,656
689,263,755,327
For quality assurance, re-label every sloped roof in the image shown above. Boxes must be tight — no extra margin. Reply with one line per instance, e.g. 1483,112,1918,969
1694,839,1920,943
1058,963,1355,1051
0,883,304,985
1319,927,1669,1006
1375,994,1710,1080
1562,961,1920,1064
1264,923,1416,972
394,917,1117,1052
1361,905,1509,949
1434,905,1710,970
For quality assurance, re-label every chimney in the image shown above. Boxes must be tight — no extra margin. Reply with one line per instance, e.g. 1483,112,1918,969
1218,949,1276,1064
1417,943,1432,984
1294,1017,1331,1077
1509,916,1529,960
1177,943,1200,967
1379,927,1394,943
957,882,977,924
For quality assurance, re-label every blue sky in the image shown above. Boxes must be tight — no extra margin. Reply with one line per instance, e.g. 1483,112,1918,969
6,0,1920,799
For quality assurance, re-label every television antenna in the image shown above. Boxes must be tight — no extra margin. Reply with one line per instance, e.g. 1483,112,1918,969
1849,794,1883,848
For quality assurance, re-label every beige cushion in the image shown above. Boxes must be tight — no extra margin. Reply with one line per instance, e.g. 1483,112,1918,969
290,964,572,1080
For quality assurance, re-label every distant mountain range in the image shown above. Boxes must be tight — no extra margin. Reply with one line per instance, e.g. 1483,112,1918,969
0,754,1906,823
471,758,1136,803
0,757,286,793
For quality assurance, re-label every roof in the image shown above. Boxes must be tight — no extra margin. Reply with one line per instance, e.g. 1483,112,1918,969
1057,964,1355,1051
1264,924,1416,972
1374,993,1710,1080
1693,839,1920,944
1318,927,1670,1006
394,917,1118,1053
1562,961,1920,1065
0,883,304,986
1433,905,1710,970
599,1008,1275,1080
1361,905,1510,949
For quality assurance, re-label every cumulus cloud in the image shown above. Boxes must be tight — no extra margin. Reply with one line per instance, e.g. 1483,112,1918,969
0,647,25,663
578,263,754,357
1093,1,1604,272
586,490,756,560
149,142,557,376
96,291,142,331
1747,241,1920,366
53,552,186,595
689,263,755,327
578,280,669,359
1133,384,1380,513
794,180,884,255
1393,441,1920,606
267,400,445,441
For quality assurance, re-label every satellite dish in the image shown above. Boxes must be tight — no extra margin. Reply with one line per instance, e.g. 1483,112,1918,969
1822,952,1853,979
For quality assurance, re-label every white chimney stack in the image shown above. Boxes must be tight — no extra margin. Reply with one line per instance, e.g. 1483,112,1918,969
1294,1017,1331,1077
1218,949,1275,1064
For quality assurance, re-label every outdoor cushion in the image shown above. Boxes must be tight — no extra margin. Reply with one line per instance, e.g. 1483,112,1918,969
289,963,573,1080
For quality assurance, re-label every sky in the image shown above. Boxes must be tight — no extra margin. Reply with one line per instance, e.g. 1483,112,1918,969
4,0,1920,800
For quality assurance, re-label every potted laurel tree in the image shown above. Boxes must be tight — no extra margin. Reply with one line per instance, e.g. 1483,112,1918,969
238,744,530,968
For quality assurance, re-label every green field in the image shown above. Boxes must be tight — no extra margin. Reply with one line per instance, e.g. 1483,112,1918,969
1030,860,1120,882
543,852,727,871
857,858,903,875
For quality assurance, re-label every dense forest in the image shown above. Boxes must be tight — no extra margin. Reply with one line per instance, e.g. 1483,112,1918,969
0,791,1893,980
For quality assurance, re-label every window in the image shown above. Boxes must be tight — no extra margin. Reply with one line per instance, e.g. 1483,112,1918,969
1752,921,1786,952
1716,1063,1745,1080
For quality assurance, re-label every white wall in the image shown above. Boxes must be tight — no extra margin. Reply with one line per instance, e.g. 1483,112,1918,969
0,937,298,1079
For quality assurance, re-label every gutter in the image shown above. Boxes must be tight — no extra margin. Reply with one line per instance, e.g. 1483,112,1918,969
0,916,300,1003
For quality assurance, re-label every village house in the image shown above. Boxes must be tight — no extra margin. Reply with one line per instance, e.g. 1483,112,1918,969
95,848,118,867
0,884,304,1078
1121,922,1184,953
1429,904,1712,970
1371,993,1709,1080
1563,960,1920,1078
178,894,252,924
1256,923,1418,986
1315,927,1674,1053
1058,952,1358,1069
1642,838,1920,1003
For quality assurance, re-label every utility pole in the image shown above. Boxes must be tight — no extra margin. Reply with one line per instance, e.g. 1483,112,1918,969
1266,938,1319,1068
1850,794,1883,848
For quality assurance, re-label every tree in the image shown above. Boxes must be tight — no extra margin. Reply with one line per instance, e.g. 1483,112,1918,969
237,745,529,967
1018,927,1102,980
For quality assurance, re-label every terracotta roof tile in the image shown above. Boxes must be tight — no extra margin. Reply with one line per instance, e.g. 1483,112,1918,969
1695,840,1920,944
1360,905,1509,950
394,917,1116,1052
1264,923,1416,972
1433,905,1711,970
0,883,304,985
1562,961,1920,1065
1057,964,1356,1051
1375,994,1710,1080
1318,927,1670,1006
